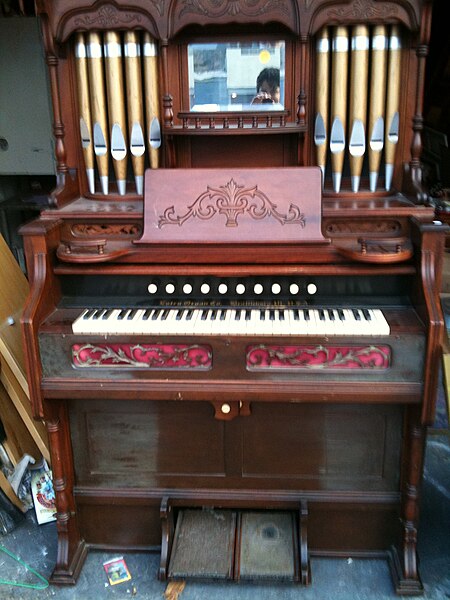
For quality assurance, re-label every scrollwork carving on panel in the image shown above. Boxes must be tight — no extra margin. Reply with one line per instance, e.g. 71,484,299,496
158,178,306,229
179,0,290,18
74,5,143,28
71,224,142,238
327,0,398,19
324,220,402,236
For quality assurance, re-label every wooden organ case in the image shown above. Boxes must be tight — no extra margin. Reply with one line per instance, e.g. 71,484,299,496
20,0,447,593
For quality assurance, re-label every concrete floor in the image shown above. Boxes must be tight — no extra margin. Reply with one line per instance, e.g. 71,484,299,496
0,426,448,600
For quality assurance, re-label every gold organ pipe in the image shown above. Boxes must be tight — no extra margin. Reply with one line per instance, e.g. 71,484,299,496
74,33,95,194
314,28,329,186
349,25,369,193
368,25,388,192
124,31,146,195
385,25,402,191
330,27,348,193
104,31,128,196
86,31,109,195
143,32,161,169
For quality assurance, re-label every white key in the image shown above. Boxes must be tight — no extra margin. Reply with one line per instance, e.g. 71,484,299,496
72,308,97,334
369,308,390,336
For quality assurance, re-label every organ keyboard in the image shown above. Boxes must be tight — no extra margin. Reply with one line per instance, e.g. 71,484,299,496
20,0,447,595
73,306,390,336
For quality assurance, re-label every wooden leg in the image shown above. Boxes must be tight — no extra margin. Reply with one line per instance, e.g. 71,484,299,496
159,496,174,581
389,406,424,596
46,401,87,584
298,499,311,585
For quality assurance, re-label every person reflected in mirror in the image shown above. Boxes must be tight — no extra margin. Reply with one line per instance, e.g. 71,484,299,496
251,67,281,105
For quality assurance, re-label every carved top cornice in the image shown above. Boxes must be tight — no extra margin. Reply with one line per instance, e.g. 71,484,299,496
305,0,422,35
169,0,299,36
35,0,424,47
36,0,162,44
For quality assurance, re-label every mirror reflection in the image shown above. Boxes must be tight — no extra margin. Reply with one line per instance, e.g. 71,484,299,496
188,41,285,111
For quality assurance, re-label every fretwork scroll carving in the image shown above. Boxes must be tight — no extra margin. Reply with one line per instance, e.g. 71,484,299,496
158,178,306,229
179,0,289,18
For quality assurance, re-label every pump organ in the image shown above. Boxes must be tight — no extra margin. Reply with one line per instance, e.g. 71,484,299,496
21,0,447,593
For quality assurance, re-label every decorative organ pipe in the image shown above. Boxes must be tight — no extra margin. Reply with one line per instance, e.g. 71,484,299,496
368,25,388,192
385,26,401,191
87,32,109,195
330,27,349,194
143,32,161,169
104,31,128,196
74,30,161,197
124,31,146,195
314,28,329,186
349,25,369,193
74,33,95,195
314,25,403,194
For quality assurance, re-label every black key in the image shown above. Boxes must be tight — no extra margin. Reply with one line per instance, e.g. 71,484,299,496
127,309,139,320
362,309,371,320
352,309,361,320
117,309,129,320
338,309,345,320
319,309,326,321
142,309,153,320
151,309,162,320
83,308,96,320
327,309,335,321
102,308,114,319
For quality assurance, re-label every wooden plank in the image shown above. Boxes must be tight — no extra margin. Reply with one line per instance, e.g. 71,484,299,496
0,360,49,463
0,380,41,464
0,470,26,512
442,353,450,425
0,233,29,395
0,233,50,462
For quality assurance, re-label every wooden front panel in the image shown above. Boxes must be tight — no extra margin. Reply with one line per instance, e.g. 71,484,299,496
71,401,226,485
69,400,402,492
188,135,299,169
241,404,401,490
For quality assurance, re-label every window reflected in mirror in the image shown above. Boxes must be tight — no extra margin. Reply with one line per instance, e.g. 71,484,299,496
188,41,285,111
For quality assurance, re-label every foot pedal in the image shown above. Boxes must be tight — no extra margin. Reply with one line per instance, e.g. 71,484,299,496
165,507,307,583
236,511,297,581
168,509,236,580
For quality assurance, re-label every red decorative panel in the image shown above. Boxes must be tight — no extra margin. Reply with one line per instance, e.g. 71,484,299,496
246,344,391,370
72,343,212,369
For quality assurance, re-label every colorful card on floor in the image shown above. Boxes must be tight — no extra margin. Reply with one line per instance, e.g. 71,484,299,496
103,556,132,585
30,462,57,525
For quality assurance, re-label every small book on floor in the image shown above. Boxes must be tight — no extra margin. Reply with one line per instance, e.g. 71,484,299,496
103,556,132,585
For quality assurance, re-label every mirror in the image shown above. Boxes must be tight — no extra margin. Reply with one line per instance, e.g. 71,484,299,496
188,41,285,111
